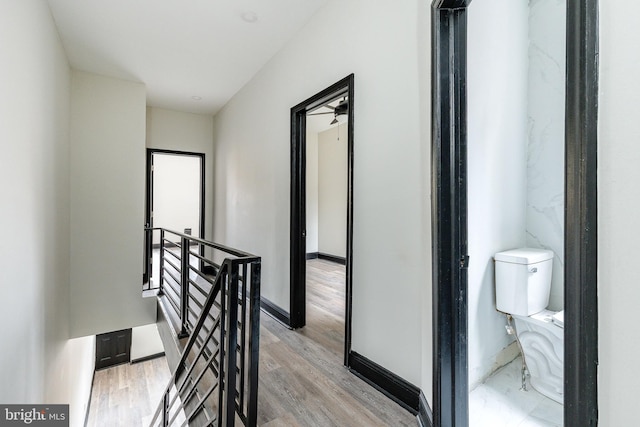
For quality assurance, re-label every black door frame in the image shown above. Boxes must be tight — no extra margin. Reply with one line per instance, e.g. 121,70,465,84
431,3,471,425
430,1,598,426
145,149,206,284
290,74,355,366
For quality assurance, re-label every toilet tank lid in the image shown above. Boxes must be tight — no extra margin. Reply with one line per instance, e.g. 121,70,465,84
494,248,554,264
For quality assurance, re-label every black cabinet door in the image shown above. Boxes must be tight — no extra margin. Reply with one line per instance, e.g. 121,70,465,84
95,328,132,370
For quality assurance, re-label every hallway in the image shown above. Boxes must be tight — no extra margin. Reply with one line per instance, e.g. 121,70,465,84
257,258,415,426
87,259,415,426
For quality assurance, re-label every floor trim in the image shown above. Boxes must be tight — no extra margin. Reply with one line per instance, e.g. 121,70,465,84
417,391,434,427
305,252,347,265
131,352,166,364
317,253,347,265
260,297,292,329
348,351,420,414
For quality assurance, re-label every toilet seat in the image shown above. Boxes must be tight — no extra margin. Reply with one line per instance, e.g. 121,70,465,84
526,309,564,329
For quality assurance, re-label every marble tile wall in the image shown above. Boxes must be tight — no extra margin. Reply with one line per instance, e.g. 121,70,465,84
467,0,530,388
526,0,566,311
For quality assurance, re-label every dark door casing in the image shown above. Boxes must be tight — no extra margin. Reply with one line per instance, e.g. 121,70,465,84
144,149,206,287
290,74,355,366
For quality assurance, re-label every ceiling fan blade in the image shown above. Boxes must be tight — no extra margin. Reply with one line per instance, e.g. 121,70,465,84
307,111,334,116
309,97,347,115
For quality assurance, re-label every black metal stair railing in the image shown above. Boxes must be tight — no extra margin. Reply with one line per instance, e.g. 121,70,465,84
146,228,261,427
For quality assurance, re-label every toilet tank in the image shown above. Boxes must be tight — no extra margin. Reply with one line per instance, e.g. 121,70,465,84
494,248,554,316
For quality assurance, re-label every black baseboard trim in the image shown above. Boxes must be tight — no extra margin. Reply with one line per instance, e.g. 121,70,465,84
417,390,433,427
260,297,292,329
305,252,347,264
317,253,346,265
348,351,420,414
131,352,166,364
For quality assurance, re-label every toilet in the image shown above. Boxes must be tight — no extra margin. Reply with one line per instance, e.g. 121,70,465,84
494,248,564,404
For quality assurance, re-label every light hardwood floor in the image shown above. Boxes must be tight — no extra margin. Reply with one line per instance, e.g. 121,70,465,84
87,356,171,427
258,259,416,426
87,259,416,426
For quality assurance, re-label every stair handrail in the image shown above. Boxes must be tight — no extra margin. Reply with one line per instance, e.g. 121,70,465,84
146,227,261,427
147,227,258,258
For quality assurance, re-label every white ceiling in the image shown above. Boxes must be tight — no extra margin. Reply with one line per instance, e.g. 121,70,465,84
46,0,328,115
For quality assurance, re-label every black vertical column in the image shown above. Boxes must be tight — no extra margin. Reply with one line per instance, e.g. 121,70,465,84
565,0,599,425
431,2,470,426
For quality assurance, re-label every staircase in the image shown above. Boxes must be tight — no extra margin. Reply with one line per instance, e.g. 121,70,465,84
147,228,261,427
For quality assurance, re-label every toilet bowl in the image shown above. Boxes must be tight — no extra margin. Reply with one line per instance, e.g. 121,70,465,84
494,248,564,404
512,310,564,404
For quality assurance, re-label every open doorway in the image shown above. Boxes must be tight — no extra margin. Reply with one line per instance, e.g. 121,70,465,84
144,149,205,290
304,97,349,357
430,1,598,427
289,74,354,366
465,1,567,424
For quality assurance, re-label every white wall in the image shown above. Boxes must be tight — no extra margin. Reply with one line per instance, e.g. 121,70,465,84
146,107,214,242
467,0,529,387
70,70,156,337
307,120,348,258
526,0,566,311
599,1,640,424
152,154,202,242
46,335,96,427
417,0,432,402
131,324,164,361
306,129,319,253
318,123,348,257
213,0,428,386
0,1,94,425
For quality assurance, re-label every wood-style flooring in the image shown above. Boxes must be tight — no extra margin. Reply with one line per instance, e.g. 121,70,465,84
87,356,171,427
258,259,416,426
87,259,417,426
